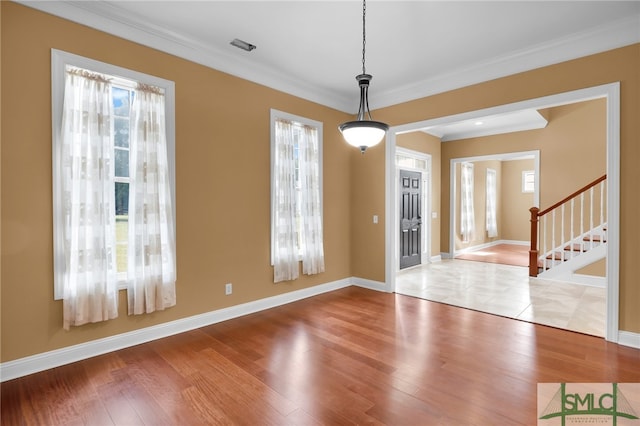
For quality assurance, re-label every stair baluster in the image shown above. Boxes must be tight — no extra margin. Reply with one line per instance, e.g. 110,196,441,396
529,174,607,277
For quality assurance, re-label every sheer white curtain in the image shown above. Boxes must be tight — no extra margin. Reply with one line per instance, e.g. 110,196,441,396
460,162,475,243
272,118,324,282
486,168,498,238
128,84,177,314
272,119,300,282
298,125,325,275
59,69,119,330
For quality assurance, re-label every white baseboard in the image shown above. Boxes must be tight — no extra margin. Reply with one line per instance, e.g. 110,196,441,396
618,330,640,349
351,277,388,292
0,277,353,382
567,273,607,288
3,276,635,382
430,255,442,262
457,239,529,255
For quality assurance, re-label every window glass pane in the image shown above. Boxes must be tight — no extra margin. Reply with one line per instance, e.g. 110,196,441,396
397,155,413,168
112,87,130,116
115,182,129,273
414,159,426,169
115,182,129,216
114,117,130,148
115,148,129,177
523,170,535,193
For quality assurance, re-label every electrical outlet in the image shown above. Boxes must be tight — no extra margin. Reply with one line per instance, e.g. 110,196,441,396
225,283,233,295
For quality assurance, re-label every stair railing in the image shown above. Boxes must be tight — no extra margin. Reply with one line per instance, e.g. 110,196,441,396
529,174,607,277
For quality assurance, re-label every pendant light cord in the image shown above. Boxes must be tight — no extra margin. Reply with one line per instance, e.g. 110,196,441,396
362,0,367,75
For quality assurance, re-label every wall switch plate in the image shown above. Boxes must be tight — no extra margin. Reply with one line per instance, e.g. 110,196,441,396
432,211,438,219
373,215,378,224
225,283,232,295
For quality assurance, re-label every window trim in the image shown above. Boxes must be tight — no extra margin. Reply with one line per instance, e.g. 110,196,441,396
269,109,323,265
51,49,176,299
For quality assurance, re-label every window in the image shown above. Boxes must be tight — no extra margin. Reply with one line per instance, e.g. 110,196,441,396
270,109,324,283
522,170,535,193
460,162,475,243
486,168,498,238
52,50,176,328
113,86,133,276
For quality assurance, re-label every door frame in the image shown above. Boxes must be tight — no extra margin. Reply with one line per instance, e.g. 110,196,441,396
384,82,620,343
396,147,432,271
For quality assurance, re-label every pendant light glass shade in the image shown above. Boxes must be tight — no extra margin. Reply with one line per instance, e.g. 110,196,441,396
339,1,388,153
340,121,388,151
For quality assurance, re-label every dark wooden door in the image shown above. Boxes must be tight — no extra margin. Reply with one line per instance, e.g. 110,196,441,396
399,170,422,269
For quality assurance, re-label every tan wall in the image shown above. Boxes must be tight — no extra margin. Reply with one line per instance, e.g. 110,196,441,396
444,100,605,264
396,132,441,257
2,2,639,365
364,44,639,333
576,259,606,277
442,99,606,253
501,159,535,242
1,3,353,362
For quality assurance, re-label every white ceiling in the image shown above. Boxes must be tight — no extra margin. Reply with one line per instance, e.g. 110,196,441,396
21,0,640,137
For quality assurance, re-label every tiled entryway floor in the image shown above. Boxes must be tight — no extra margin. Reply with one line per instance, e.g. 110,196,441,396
396,259,606,337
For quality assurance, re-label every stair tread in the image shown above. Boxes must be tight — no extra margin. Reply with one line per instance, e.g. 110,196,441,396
564,243,586,252
546,252,567,261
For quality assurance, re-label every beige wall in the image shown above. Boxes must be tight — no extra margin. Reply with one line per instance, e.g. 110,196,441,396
396,132,441,257
1,3,354,362
576,259,606,277
1,3,639,365
442,99,606,254
501,159,535,242
360,44,639,333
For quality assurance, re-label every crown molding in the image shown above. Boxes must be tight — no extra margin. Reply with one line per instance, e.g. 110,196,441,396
372,14,640,110
17,0,354,112
17,1,640,113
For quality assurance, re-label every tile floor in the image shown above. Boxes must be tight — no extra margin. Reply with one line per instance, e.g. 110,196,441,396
396,259,607,337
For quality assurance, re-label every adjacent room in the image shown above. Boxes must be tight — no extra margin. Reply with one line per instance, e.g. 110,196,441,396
395,98,608,337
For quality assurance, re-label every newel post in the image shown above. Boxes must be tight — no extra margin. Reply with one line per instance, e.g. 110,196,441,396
529,207,539,277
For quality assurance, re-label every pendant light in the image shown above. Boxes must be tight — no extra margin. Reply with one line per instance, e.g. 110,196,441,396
339,0,389,153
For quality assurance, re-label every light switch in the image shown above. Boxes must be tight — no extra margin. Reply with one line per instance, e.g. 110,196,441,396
373,215,378,224
432,211,437,219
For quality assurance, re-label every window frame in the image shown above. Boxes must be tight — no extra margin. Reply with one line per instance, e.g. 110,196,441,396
269,109,323,265
51,49,176,299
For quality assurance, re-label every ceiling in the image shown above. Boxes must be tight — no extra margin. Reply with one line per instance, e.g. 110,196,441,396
22,1,640,135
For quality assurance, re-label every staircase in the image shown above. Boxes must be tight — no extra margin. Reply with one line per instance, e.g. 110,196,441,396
529,175,607,280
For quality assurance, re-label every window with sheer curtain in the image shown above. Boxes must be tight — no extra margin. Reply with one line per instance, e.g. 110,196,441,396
460,162,475,243
486,168,498,238
52,50,176,329
270,110,324,283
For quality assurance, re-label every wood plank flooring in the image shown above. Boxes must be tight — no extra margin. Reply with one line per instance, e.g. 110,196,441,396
454,243,529,267
2,286,639,425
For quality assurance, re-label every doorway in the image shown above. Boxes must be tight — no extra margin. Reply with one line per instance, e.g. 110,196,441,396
384,83,620,342
396,148,432,271
399,169,422,269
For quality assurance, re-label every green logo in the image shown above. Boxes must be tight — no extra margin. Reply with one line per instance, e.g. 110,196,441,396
539,383,639,425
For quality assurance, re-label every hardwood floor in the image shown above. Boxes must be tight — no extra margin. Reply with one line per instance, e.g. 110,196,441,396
2,286,639,425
